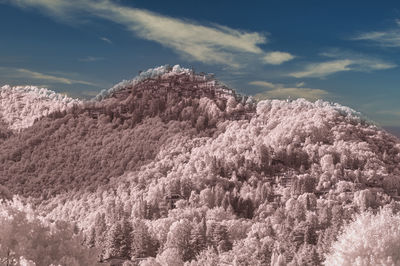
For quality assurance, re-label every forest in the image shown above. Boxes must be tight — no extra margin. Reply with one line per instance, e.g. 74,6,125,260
1,65,400,265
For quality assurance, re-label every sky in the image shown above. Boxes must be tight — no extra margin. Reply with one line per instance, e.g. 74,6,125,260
0,0,399,132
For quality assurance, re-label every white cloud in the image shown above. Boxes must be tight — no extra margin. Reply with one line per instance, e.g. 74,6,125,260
250,80,328,100
290,59,353,78
289,50,396,78
320,50,396,71
1,67,97,86
7,0,271,68
100,37,112,44
352,21,400,47
262,51,295,65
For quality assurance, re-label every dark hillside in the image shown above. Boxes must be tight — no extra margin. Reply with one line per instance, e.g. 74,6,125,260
0,118,12,143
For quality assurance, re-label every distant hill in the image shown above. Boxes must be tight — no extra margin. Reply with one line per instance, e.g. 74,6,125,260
1,65,400,265
0,85,80,131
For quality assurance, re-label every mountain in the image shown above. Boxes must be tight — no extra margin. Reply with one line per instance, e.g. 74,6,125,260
0,66,252,198
1,65,400,265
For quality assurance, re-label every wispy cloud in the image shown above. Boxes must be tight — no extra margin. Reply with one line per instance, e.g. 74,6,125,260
320,49,396,71
289,50,396,78
290,59,352,78
1,67,98,86
78,56,104,62
100,37,112,44
5,0,293,68
98,7,266,68
352,20,400,47
250,80,328,100
262,51,295,65
248,80,277,88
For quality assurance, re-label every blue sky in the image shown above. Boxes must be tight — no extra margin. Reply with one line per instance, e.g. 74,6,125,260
0,0,400,130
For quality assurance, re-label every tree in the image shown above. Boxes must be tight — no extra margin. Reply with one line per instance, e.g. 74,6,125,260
0,207,99,266
191,247,220,266
196,116,206,131
238,197,254,219
231,235,274,266
85,227,96,248
189,218,207,258
156,248,184,266
199,188,215,209
165,219,192,261
0,184,12,201
295,244,320,266
131,219,158,259
206,222,232,253
120,218,133,258
325,208,400,265
104,223,123,259
354,189,375,211
139,257,162,266
94,213,107,259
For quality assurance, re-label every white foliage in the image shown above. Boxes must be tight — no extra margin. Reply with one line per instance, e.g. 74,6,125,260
324,208,400,266
0,85,80,131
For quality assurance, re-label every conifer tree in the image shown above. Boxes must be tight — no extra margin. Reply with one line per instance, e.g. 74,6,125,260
94,213,107,259
207,223,232,253
86,227,96,248
105,223,123,259
131,219,157,258
189,218,207,258
120,218,133,258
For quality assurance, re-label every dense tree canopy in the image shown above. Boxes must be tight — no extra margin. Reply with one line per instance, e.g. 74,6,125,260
1,66,400,265
0,200,99,265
